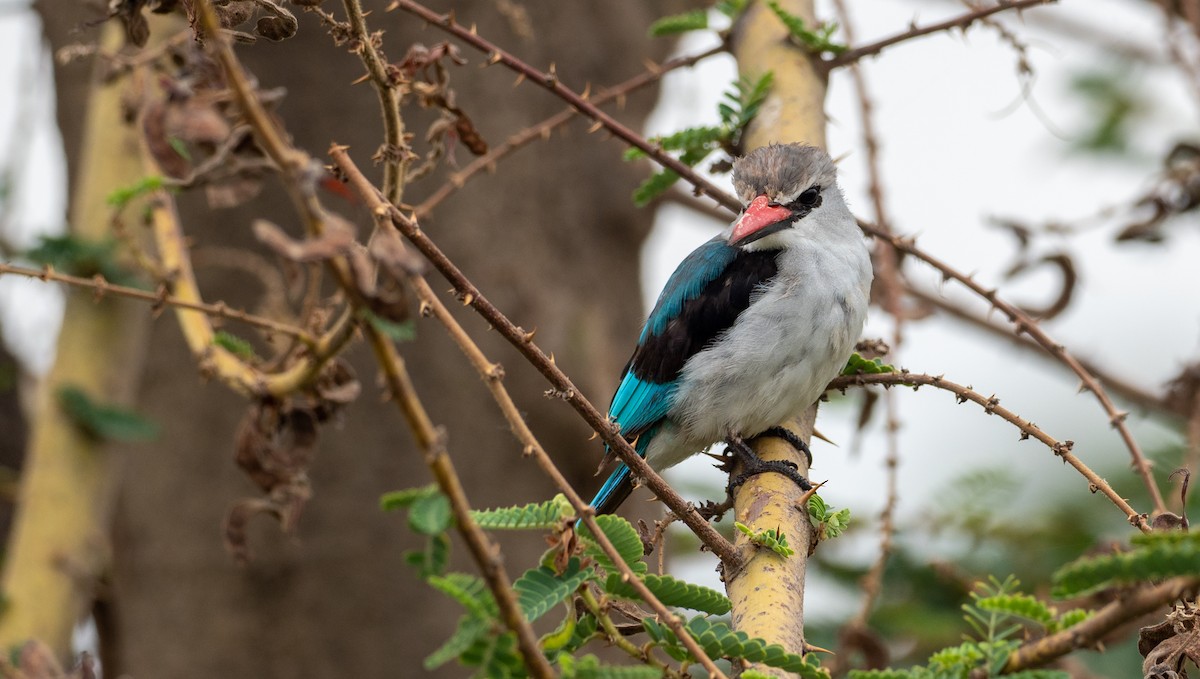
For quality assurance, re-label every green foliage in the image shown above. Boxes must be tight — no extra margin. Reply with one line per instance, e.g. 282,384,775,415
25,235,139,286
57,385,159,442
558,654,663,678
213,330,257,360
604,572,731,615
471,494,575,529
808,493,851,540
643,615,823,676
105,174,165,209
578,514,648,575
1052,530,1200,598
764,1,846,55
841,352,896,376
362,310,416,341
514,558,591,623
628,74,773,205
406,533,450,579
1069,67,1142,153
715,0,747,18
973,592,1055,628
648,9,707,36
380,484,439,511
735,521,795,557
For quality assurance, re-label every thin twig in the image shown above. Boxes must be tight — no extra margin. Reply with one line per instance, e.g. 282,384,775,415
860,221,1168,516
387,0,736,210
339,155,727,678
340,0,408,203
906,283,1180,420
0,261,313,342
413,44,726,219
829,371,1150,531
1004,576,1200,671
826,0,1056,68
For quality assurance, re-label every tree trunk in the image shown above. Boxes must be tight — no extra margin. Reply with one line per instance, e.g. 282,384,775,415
37,2,672,676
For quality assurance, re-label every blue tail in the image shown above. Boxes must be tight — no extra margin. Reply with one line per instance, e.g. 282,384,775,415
589,434,653,515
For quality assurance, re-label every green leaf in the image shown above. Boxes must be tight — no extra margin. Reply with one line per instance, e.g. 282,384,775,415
363,311,416,342
841,353,896,376
764,1,847,55
974,592,1055,628
57,386,159,442
648,9,708,36
650,616,818,674
538,604,576,652
427,572,496,618
409,490,452,535
559,653,664,678
513,557,592,622
470,494,574,529
25,235,139,286
735,521,795,557
632,169,680,206
1051,607,1092,633
604,572,731,615
578,514,647,574
380,484,438,511
1052,532,1200,598
715,0,747,18
424,613,490,670
213,330,257,360
405,533,450,578
106,174,165,209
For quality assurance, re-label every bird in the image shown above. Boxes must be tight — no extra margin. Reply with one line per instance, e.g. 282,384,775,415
589,143,873,515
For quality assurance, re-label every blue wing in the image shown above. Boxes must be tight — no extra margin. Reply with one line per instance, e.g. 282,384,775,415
640,238,739,342
613,237,735,437
590,238,743,514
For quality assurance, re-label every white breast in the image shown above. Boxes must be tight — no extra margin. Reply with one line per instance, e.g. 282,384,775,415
652,226,873,468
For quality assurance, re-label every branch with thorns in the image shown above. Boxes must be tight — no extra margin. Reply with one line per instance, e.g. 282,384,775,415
829,370,1148,529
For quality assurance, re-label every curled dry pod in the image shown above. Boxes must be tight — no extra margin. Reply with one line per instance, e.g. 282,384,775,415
255,8,298,41
218,0,255,27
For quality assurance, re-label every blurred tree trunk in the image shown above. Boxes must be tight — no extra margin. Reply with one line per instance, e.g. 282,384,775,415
38,2,674,676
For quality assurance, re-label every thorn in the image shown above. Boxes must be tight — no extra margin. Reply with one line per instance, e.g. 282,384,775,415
469,22,478,35
462,293,474,305
587,121,603,133
804,642,835,655
487,51,502,65
513,73,526,87
811,428,837,446
797,480,826,506
580,82,592,99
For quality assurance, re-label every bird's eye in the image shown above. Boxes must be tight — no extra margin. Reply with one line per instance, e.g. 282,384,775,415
797,186,821,207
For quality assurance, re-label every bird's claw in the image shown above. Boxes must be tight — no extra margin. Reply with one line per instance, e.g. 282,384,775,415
751,426,813,467
723,434,813,497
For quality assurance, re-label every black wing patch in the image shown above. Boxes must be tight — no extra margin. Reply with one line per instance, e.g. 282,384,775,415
631,249,780,384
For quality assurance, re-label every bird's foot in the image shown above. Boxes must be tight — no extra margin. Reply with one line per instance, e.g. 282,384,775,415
723,434,812,497
751,426,813,467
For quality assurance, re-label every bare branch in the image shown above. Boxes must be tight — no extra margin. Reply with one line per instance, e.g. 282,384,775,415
827,0,1057,68
387,0,737,211
413,44,726,220
829,371,1148,529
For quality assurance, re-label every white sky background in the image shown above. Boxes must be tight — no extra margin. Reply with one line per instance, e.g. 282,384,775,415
0,0,1197,640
